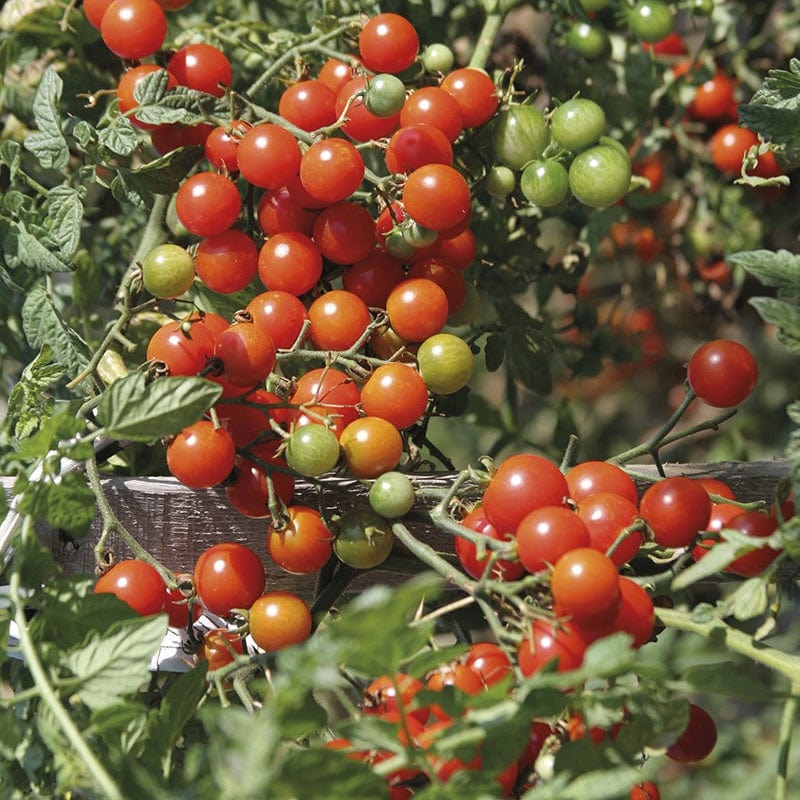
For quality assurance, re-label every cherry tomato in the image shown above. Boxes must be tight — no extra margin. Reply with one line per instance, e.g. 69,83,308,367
386,278,449,342
402,164,471,232
257,231,323,296
279,79,337,132
266,505,333,575
566,22,610,60
482,453,569,536
332,507,395,569
440,68,499,129
630,780,661,800
687,339,758,407
318,56,358,95
312,202,375,265
289,368,361,435
284,424,341,477
628,0,674,43
167,420,236,489
194,542,266,617
639,477,712,549
167,43,232,97
205,120,252,173
299,138,365,204
569,143,632,207
175,172,241,237
342,252,405,308
94,559,167,616
100,0,167,60
666,703,717,762
140,243,195,299
401,87,463,143
416,332,474,395
245,290,309,350
566,460,639,506
551,547,620,622
576,492,643,566
195,230,258,294
723,511,781,577
520,160,569,208
455,506,526,581
236,123,301,190
515,505,591,574
335,76,401,142
358,13,419,74
257,186,316,237
249,591,313,652
385,124,453,174
364,73,408,118
689,70,737,121
308,290,372,352
710,125,759,174
550,98,606,154
201,628,244,671
361,363,429,430
214,318,277,388
465,641,513,687
368,471,416,519
146,317,216,376
517,619,587,676
339,416,404,479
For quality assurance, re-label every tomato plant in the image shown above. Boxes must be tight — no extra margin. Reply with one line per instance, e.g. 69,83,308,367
2,2,800,799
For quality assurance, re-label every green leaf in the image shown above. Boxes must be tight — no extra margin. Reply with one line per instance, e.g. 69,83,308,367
46,186,83,258
484,332,505,372
729,249,800,295
16,470,96,538
98,113,139,157
141,665,208,772
96,373,222,442
111,146,204,209
21,283,91,376
749,297,800,353
4,220,74,274
328,573,442,675
683,663,779,702
23,67,68,170
4,345,65,439
501,305,554,394
0,139,22,182
65,614,168,710
671,540,741,590
724,576,770,621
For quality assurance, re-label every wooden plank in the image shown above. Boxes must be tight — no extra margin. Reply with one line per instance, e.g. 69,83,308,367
2,459,792,584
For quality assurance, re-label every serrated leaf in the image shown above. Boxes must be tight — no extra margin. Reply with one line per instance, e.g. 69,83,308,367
65,614,168,711
730,249,800,294
5,345,65,439
749,297,800,353
0,139,21,181
22,283,90,376
46,186,83,257
726,576,770,621
111,146,204,209
98,114,139,157
16,470,95,537
4,221,74,274
96,373,222,442
23,67,68,170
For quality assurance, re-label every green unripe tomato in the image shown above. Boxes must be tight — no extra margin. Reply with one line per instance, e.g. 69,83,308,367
485,165,516,198
369,471,416,518
492,105,549,170
384,227,417,260
332,507,395,569
285,425,340,477
421,42,454,74
566,22,611,60
364,73,407,118
403,220,438,248
597,134,629,158
417,333,474,395
628,1,674,43
690,0,714,15
568,143,632,207
520,159,570,208
550,98,606,153
141,243,195,299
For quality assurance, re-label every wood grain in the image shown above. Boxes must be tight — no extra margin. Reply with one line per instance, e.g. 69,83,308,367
2,459,792,590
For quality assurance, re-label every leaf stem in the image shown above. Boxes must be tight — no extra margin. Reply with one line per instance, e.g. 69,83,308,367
776,686,799,800
8,522,125,800
655,606,800,684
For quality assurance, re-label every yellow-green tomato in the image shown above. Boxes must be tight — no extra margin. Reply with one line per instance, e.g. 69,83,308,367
369,471,416,518
417,333,474,395
332,507,395,569
141,243,195,299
